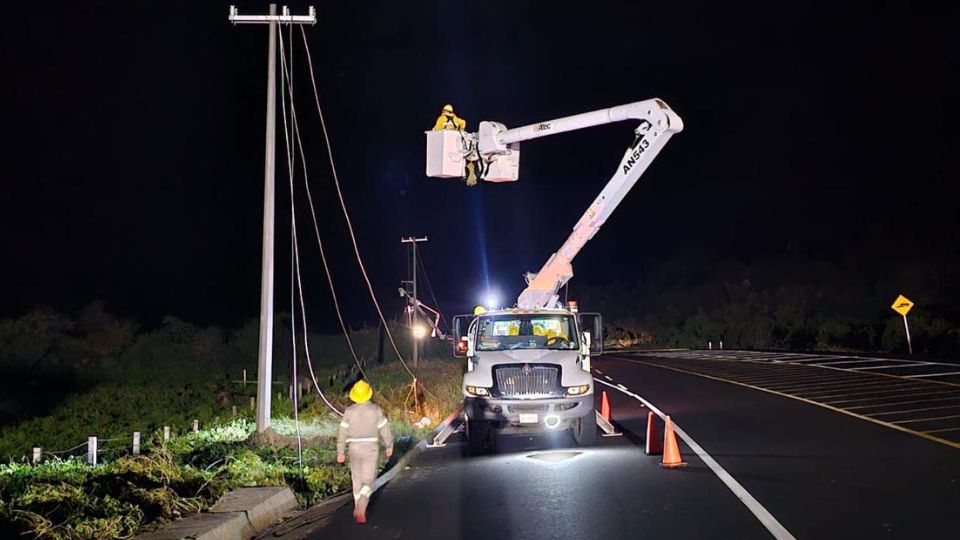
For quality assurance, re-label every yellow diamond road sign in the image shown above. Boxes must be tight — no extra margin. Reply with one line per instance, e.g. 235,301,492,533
891,294,914,316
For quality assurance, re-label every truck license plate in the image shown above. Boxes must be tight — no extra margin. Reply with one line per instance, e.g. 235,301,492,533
519,413,539,424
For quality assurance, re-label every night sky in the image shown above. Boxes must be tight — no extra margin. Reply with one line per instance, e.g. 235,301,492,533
2,1,958,330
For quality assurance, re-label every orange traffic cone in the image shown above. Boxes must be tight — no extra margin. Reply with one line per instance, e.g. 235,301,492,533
660,415,687,468
645,411,663,455
600,391,611,422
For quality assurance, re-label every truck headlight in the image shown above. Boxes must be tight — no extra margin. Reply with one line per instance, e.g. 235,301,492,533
566,384,590,396
465,385,491,397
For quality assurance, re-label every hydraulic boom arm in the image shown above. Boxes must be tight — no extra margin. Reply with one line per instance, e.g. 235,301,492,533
477,99,683,309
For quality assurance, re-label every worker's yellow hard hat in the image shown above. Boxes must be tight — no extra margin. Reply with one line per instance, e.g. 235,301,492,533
442,104,454,114
349,380,373,403
473,305,486,315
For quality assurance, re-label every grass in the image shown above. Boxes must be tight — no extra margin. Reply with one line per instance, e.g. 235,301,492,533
0,358,463,539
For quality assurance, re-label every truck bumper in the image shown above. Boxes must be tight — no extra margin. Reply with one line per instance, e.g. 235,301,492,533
465,394,594,433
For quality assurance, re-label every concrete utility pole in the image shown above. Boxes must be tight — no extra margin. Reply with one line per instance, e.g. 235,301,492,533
401,236,428,367
230,5,316,433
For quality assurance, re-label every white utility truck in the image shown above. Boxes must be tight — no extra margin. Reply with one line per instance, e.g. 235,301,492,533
425,99,683,452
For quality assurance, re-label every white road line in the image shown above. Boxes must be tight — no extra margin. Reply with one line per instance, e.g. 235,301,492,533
907,371,960,378
617,383,628,391
593,378,796,540
810,359,898,366
849,362,931,370
604,375,614,381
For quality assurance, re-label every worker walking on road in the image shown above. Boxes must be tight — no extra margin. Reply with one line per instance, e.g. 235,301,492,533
431,104,479,186
337,379,393,524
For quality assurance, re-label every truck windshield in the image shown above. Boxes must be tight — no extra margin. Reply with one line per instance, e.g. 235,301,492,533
475,314,579,351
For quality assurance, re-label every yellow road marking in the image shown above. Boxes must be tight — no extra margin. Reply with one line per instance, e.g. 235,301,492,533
612,356,960,450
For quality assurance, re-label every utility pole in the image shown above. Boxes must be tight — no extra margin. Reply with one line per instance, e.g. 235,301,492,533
401,236,428,367
229,5,316,433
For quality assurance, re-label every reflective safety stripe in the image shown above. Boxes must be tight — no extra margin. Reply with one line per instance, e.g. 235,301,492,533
339,421,350,428
355,484,373,500
377,418,388,429
346,437,378,443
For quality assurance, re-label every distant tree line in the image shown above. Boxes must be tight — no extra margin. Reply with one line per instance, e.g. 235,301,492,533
579,253,960,357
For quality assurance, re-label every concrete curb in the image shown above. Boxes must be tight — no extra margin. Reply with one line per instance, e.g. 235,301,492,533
137,487,297,540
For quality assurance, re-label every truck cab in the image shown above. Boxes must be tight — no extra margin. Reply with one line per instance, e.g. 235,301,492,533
453,306,603,452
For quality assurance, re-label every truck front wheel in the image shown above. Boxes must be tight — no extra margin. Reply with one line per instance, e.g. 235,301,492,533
466,419,492,455
573,414,596,446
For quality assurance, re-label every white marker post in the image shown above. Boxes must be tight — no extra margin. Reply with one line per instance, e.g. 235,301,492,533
87,437,97,466
32,447,41,465
163,426,171,441
132,432,141,455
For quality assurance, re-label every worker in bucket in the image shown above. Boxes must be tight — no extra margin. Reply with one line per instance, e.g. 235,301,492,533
432,103,466,131
432,104,479,186
337,379,394,524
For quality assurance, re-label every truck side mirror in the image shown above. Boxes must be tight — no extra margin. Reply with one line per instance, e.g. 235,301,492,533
451,314,473,358
580,313,603,356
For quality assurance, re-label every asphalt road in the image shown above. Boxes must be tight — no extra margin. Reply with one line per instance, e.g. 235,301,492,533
267,352,960,540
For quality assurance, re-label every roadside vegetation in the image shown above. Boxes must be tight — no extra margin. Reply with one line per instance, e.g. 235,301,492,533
0,303,461,539
584,253,960,356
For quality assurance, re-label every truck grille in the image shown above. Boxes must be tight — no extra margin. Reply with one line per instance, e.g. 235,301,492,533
494,364,561,398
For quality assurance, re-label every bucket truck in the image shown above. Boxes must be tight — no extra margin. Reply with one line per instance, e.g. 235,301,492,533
425,99,683,451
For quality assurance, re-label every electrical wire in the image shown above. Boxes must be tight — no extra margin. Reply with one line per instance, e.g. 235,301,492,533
279,24,342,418
274,35,368,383
278,23,305,477
298,26,431,393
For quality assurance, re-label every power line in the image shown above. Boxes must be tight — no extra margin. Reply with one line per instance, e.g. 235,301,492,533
278,22,305,478
279,35,367,383
278,23,341,418
298,26,433,396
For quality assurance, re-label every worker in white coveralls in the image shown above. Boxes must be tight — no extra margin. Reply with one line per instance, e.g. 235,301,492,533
337,379,393,524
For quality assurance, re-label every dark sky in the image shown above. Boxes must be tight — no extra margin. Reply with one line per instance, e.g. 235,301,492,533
2,1,958,329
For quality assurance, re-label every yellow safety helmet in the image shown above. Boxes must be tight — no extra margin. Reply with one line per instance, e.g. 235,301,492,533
349,380,373,403
442,104,454,115
473,305,487,315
